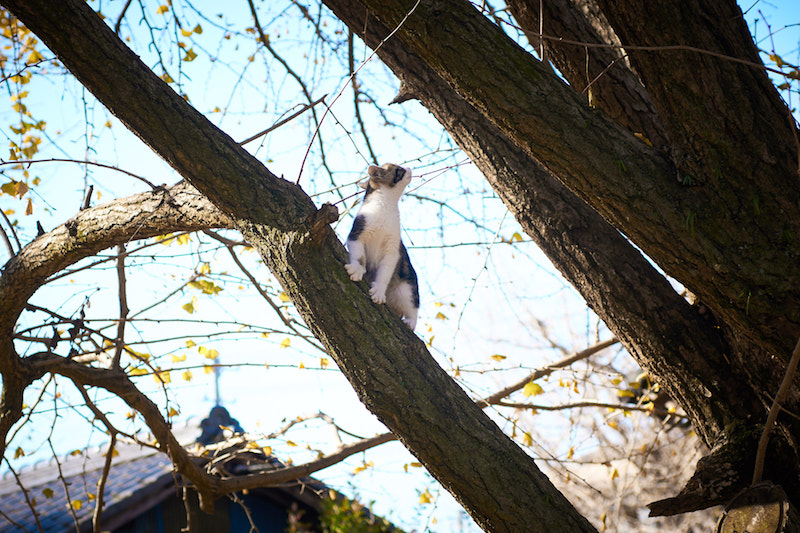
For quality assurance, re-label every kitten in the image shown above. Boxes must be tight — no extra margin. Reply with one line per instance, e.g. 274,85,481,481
345,163,419,330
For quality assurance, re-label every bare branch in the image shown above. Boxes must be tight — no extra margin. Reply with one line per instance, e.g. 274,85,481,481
479,338,619,407
753,335,800,484
111,244,129,369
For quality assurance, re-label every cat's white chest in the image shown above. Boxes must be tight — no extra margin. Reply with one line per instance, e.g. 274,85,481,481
358,201,400,265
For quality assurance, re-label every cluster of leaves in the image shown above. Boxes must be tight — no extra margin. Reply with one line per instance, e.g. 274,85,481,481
287,490,407,533
0,9,50,219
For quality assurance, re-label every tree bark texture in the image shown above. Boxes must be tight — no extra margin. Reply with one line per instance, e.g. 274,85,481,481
505,0,670,148
1,0,598,530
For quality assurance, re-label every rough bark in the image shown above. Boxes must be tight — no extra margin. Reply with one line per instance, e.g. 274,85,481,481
1,0,598,530
505,0,669,147
329,0,800,363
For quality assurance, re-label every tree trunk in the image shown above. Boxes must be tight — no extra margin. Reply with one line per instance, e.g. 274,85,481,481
0,0,598,530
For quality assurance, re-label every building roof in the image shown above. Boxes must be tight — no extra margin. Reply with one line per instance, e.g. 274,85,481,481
0,407,325,533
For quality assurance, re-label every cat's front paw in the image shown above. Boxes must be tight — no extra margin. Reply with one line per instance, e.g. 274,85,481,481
369,284,387,304
345,262,366,281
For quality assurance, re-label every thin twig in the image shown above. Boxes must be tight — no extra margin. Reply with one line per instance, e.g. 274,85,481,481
0,207,21,254
752,334,800,484
3,158,157,188
478,338,618,406
93,432,116,533
238,95,327,146
348,30,378,165
1,458,43,533
114,0,133,35
111,244,129,369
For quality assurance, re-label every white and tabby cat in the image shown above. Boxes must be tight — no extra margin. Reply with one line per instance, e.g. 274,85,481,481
345,163,419,330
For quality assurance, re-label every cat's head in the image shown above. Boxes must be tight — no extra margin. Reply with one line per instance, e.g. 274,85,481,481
359,163,412,195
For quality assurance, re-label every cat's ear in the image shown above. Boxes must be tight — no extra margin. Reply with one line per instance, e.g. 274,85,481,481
367,165,386,179
357,178,370,190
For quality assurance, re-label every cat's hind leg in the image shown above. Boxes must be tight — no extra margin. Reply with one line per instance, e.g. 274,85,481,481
369,251,399,304
387,281,419,330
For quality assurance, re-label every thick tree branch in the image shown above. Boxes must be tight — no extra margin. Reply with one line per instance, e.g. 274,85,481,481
0,181,232,341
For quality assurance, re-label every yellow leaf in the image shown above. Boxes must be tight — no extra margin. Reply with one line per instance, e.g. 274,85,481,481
168,407,179,417
156,4,169,15
261,332,270,338
176,233,191,245
87,493,96,501
522,432,533,446
16,181,28,198
298,362,305,369
193,24,203,34
286,440,297,447
419,490,433,504
42,488,54,499
180,28,193,37
616,390,635,398
435,311,447,320
160,72,174,84
26,50,43,64
185,340,196,348
70,449,82,456
610,376,622,385
320,358,329,369
199,262,211,275
171,354,186,363
70,499,82,510
204,365,214,374
23,199,32,215
567,446,575,459
182,296,197,314
278,292,291,303
102,448,119,458
280,338,291,349
262,446,272,455
14,447,24,459
182,370,193,381
128,368,148,376
607,419,618,430
183,48,197,62
204,349,219,360
511,231,523,242
153,370,171,384
610,467,619,480
523,381,543,397
2,209,14,215
490,354,506,361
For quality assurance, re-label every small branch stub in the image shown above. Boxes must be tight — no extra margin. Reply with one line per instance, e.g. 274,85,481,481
306,202,339,246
